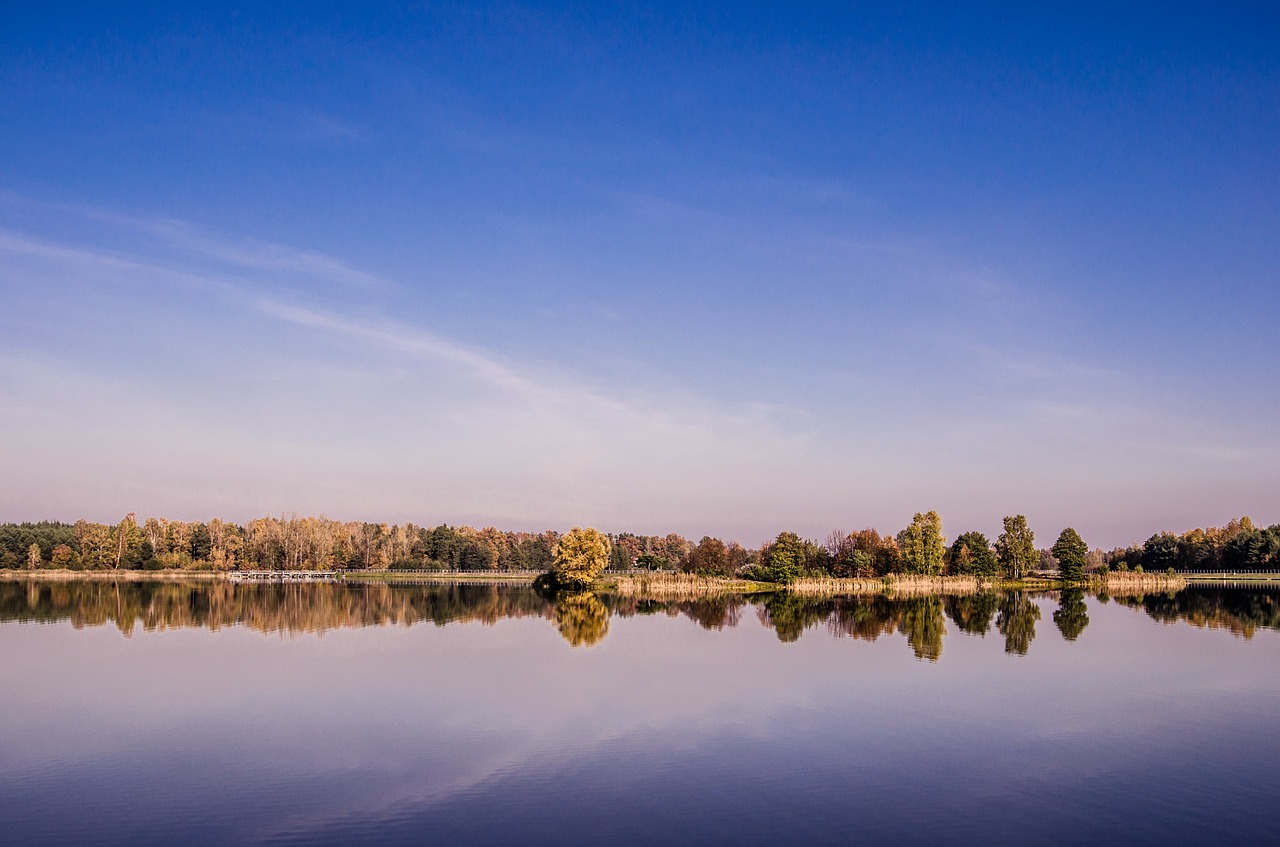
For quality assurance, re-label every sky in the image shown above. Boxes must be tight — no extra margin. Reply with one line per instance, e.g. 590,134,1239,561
1,2,1277,548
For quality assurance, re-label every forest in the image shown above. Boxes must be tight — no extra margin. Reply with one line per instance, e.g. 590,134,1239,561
1,512,1277,577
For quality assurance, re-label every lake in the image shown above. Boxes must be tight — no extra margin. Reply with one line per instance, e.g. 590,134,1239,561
1,580,1278,845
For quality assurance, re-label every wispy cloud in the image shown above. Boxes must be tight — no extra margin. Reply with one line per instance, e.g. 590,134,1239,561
251,298,538,395
0,203,812,534
3,196,1275,544
0,193,386,290
147,221,388,289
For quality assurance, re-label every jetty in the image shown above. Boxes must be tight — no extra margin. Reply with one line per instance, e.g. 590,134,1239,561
228,571,341,582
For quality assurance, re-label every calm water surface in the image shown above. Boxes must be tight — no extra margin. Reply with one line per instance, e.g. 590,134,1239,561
1,580,1278,846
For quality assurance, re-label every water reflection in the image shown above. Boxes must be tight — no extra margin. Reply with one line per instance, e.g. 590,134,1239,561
1114,588,1280,638
553,591,610,647
997,592,1042,655
1,580,1277,660
944,593,1000,636
1054,588,1090,641
0,579,553,634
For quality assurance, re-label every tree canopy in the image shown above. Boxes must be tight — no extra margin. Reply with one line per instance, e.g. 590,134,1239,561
949,531,998,577
551,527,612,588
1051,528,1089,582
762,531,805,583
995,515,1037,579
897,511,945,575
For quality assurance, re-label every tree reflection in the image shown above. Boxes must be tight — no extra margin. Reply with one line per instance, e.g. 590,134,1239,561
899,596,945,661
553,591,610,647
7,579,1272,659
996,592,1041,655
758,593,830,643
945,593,1000,636
827,597,899,642
1053,589,1090,642
1117,588,1280,639
0,579,555,635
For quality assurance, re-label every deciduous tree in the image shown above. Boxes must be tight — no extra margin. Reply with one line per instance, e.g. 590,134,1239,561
51,544,76,569
1051,528,1089,582
684,536,730,576
763,531,804,583
897,511,945,575
949,531,997,577
996,515,1036,579
552,527,612,588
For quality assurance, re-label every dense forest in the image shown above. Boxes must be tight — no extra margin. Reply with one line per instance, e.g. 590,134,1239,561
1,512,1277,577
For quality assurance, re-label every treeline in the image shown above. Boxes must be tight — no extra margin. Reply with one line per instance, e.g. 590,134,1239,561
2,512,1276,576
0,515,692,573
1105,517,1280,573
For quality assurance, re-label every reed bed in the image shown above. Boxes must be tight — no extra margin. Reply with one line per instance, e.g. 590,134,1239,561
1097,572,1187,592
606,573,770,598
785,575,991,597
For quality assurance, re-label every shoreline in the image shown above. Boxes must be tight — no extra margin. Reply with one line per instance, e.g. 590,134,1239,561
0,569,542,584
0,569,1217,596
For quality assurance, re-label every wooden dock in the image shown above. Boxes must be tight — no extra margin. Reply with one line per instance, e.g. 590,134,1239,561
228,571,341,582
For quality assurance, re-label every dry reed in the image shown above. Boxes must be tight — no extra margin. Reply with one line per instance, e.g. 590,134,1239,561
606,573,769,598
1098,572,1187,592
785,575,991,597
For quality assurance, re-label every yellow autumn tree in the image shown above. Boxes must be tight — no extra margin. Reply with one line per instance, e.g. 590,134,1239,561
551,526,611,588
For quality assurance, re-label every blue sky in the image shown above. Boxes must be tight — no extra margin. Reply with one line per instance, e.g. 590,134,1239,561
2,2,1277,548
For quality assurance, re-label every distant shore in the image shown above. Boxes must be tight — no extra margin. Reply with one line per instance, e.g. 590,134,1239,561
0,569,543,584
606,572,1193,598
0,569,228,582
0,568,1199,597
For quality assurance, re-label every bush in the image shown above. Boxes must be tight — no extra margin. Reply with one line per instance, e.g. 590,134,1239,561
741,565,776,583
